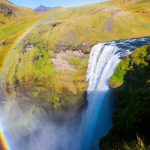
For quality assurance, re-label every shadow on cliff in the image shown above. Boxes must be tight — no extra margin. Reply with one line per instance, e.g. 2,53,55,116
100,58,150,149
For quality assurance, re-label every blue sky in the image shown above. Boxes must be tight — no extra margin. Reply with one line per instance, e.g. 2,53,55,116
9,0,106,8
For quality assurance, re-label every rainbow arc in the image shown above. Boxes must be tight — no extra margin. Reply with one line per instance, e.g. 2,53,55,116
0,129,9,150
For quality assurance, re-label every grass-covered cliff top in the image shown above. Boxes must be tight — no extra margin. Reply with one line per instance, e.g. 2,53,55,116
101,45,150,149
110,45,150,87
1,0,150,73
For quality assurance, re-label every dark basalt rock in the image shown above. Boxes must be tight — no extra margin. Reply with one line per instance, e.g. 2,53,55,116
50,22,61,28
13,78,19,89
0,2,16,16
0,40,12,49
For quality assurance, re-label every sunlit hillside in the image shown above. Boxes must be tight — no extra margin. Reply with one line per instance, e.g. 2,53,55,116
1,0,150,112
0,0,53,72
0,0,150,150
1,0,150,73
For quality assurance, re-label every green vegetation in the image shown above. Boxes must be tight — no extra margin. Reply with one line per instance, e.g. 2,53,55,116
102,135,148,150
1,0,150,113
69,56,88,69
32,0,150,51
101,45,150,149
0,0,60,72
0,0,36,71
123,136,147,150
2,27,88,111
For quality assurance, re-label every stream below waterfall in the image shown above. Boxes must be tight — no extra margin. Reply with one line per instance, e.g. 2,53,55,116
0,37,150,150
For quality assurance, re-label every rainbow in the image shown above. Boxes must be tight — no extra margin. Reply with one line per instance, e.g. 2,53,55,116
0,129,9,150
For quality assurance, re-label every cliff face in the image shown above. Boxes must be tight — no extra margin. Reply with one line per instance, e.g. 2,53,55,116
101,45,150,149
2,26,88,114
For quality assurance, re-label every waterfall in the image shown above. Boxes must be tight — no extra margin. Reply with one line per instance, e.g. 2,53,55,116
0,37,150,150
79,37,150,150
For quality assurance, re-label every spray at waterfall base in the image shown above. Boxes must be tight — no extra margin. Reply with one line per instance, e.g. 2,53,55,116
0,37,150,150
0,129,9,150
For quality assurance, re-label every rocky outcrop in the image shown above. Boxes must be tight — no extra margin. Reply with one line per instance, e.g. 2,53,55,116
50,22,61,28
56,42,92,54
0,2,16,16
51,50,85,72
0,39,12,47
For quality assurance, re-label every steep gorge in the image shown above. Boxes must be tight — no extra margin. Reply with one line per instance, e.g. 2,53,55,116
0,0,150,150
1,37,150,150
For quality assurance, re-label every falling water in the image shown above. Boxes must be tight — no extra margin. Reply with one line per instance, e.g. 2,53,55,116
0,37,150,150
79,37,150,150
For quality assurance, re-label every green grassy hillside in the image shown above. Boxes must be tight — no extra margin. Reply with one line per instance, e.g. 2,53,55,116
1,0,150,113
101,45,150,150
0,0,52,72
30,0,150,51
